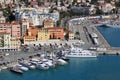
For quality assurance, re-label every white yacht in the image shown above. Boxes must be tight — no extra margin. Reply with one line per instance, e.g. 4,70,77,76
57,59,67,65
16,64,29,71
65,47,97,58
105,23,120,28
20,62,36,69
42,59,55,67
36,62,49,70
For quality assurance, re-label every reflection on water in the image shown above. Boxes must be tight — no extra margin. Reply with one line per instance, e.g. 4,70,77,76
69,57,97,63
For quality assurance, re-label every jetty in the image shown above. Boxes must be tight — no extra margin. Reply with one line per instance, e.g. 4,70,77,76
97,50,120,55
92,25,110,48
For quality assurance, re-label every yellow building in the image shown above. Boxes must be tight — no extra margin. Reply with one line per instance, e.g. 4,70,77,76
24,35,36,43
0,33,20,51
37,29,50,41
24,30,37,43
64,30,74,40
0,33,11,48
69,31,74,40
10,37,21,49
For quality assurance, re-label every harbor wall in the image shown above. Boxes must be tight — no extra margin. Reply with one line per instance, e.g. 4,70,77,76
94,25,120,55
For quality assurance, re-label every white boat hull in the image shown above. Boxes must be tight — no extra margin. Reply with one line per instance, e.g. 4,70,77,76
106,24,120,28
36,63,49,70
65,55,97,58
29,65,36,69
57,59,67,65
44,62,54,67
64,47,97,58
20,67,29,71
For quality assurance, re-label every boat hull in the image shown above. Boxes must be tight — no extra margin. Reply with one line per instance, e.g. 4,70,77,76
36,63,49,70
10,67,23,74
19,67,29,71
106,24,120,28
65,55,97,58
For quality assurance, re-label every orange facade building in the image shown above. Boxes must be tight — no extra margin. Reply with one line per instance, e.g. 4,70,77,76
43,19,54,28
43,27,64,40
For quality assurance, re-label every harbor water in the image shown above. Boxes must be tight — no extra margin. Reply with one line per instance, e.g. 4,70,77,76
97,25,120,47
0,55,120,80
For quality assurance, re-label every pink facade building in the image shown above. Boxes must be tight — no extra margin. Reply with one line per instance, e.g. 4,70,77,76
0,21,21,39
0,23,11,34
11,21,21,39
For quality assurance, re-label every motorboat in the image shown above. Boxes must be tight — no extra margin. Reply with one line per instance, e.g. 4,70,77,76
30,58,39,62
20,62,36,69
36,62,49,70
9,67,23,74
29,58,40,66
61,57,70,62
30,61,38,66
105,23,120,28
42,59,55,67
56,59,67,65
16,64,29,71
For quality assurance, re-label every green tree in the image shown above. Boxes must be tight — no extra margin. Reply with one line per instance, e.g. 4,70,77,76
60,11,70,20
56,20,61,27
115,1,120,7
90,0,98,5
3,6,12,22
105,0,112,3
3,6,11,17
96,7,103,15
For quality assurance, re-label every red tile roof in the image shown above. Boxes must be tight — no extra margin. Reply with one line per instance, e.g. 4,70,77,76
44,19,53,23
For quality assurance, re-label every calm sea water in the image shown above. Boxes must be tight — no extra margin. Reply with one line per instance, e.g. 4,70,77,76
97,25,120,47
0,55,120,80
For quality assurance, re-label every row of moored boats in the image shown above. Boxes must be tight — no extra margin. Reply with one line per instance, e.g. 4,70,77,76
9,46,98,74
9,58,68,74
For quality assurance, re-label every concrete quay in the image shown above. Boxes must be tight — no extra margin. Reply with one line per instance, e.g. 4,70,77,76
97,50,120,55
91,25,110,48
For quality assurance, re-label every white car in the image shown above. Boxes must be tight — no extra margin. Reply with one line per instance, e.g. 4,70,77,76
4,53,9,56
